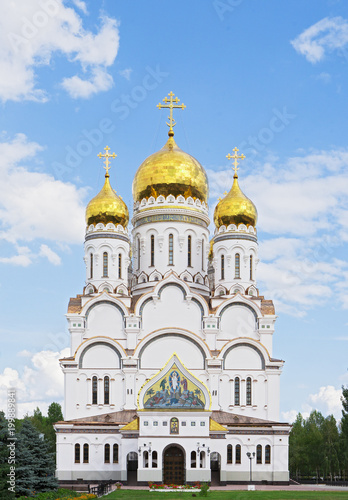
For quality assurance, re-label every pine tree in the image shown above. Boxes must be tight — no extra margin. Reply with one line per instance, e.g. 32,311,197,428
16,418,58,496
341,385,348,478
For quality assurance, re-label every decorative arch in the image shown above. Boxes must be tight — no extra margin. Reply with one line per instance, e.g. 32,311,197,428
221,341,266,370
218,299,261,322
78,341,122,369
84,298,127,320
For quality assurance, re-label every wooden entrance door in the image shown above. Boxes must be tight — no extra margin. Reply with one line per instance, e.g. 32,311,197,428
163,446,185,485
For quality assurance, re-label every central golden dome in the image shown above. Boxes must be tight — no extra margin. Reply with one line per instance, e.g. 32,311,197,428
86,172,129,228
132,132,208,203
214,173,257,228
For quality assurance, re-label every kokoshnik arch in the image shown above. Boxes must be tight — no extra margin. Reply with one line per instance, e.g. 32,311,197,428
54,93,290,486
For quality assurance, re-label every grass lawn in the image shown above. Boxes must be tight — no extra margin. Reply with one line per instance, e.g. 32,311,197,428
104,490,348,500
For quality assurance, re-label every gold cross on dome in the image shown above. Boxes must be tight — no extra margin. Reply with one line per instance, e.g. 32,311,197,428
157,91,186,133
98,146,117,175
226,147,245,175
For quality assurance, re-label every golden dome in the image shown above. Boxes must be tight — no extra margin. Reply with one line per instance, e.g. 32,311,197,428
214,173,257,228
132,131,208,203
85,172,129,228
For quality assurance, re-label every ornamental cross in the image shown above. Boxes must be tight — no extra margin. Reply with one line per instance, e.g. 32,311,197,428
157,91,186,133
98,145,117,175
226,147,245,175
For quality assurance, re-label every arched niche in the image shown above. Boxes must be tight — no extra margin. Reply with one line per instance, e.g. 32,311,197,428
79,342,121,369
223,343,265,370
139,334,205,370
85,301,125,338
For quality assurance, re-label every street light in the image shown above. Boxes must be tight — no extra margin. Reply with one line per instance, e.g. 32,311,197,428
246,452,256,483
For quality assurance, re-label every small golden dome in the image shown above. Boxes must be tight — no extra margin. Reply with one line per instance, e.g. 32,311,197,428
85,172,129,228
132,132,208,203
214,173,257,228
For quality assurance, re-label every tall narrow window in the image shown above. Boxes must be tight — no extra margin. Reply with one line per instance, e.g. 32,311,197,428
104,444,110,463
118,254,122,279
202,239,205,271
143,451,149,468
246,377,252,406
168,234,174,265
250,255,253,281
152,451,158,468
83,443,89,463
74,443,80,463
137,238,141,270
235,444,241,464
170,417,179,434
227,444,232,464
257,444,262,464
92,376,98,405
221,255,225,280
191,451,196,468
103,252,108,277
235,253,240,278
104,376,109,405
234,377,240,406
265,445,271,464
151,235,155,266
200,451,206,468
188,235,192,267
90,253,93,279
113,444,119,463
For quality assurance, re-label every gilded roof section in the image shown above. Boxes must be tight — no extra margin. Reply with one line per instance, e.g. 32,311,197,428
210,418,227,431
120,418,139,431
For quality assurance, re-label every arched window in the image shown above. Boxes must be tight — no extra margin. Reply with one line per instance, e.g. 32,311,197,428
104,376,109,405
168,234,174,265
92,376,98,405
257,444,262,464
143,450,149,468
90,253,93,279
188,235,192,267
221,254,225,280
246,377,252,406
265,445,271,464
202,239,205,271
113,444,119,463
227,444,232,464
191,451,196,468
118,254,122,279
83,443,89,463
152,451,158,468
150,235,155,266
234,377,240,406
137,238,141,270
235,444,241,464
104,443,110,463
250,255,253,281
170,417,179,434
103,252,108,277
200,451,206,468
235,253,240,279
74,443,80,463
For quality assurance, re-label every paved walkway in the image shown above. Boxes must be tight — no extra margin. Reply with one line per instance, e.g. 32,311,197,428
118,484,348,492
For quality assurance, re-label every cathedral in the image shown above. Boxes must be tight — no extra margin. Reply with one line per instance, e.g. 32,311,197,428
54,93,290,485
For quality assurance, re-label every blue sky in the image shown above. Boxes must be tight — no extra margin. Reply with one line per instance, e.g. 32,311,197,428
0,0,348,421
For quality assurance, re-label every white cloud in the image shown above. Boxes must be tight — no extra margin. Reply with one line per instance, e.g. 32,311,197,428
309,385,342,420
316,72,332,84
291,16,348,63
0,348,69,418
0,133,87,265
0,1,119,101
119,68,132,81
207,148,348,315
72,0,88,14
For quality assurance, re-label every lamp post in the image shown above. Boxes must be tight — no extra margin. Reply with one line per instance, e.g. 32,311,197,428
246,452,255,483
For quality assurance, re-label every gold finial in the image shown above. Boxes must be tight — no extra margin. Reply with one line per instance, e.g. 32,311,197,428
226,147,245,177
157,91,186,136
98,145,117,177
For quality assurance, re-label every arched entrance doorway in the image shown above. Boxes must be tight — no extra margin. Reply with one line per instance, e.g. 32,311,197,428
126,452,138,485
163,446,185,484
210,452,221,485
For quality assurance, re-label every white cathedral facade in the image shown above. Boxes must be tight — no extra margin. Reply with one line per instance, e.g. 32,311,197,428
55,94,290,485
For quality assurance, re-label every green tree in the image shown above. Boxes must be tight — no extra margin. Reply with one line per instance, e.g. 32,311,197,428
16,418,58,497
341,385,348,478
303,410,325,480
321,415,340,480
289,413,306,480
